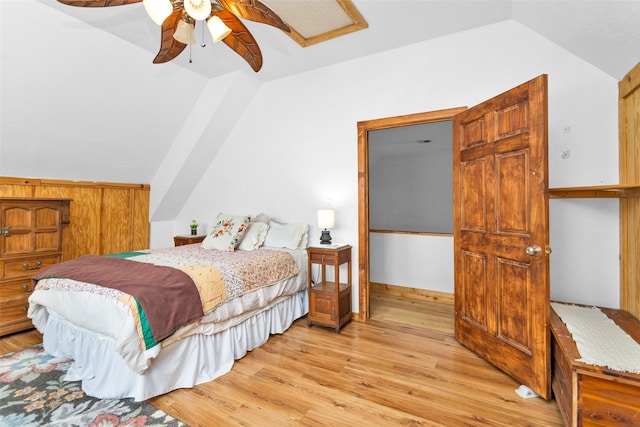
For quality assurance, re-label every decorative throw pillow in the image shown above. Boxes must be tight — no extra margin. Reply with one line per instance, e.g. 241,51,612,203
237,221,269,251
263,220,308,250
201,213,250,251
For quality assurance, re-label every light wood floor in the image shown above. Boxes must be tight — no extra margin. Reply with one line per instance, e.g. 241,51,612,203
370,291,456,334
1,295,563,426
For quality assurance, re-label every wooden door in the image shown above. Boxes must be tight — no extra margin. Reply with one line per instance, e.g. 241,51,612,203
453,75,551,399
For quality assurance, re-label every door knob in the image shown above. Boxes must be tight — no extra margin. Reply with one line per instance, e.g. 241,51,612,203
525,245,552,256
525,245,542,256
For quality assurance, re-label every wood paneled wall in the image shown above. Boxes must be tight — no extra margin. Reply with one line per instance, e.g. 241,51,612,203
619,62,640,320
0,177,150,261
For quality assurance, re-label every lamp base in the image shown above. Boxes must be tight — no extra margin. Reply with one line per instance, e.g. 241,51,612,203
320,229,332,245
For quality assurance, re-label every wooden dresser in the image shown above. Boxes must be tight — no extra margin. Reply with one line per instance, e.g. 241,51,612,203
0,198,71,336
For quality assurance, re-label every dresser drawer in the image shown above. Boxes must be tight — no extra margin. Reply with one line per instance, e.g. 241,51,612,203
0,294,30,323
0,295,33,335
0,254,60,281
0,278,34,299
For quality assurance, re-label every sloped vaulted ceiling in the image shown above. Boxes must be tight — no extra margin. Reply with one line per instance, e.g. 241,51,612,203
26,0,640,82
1,0,640,188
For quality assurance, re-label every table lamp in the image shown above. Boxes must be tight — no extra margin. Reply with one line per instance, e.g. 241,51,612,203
317,209,335,245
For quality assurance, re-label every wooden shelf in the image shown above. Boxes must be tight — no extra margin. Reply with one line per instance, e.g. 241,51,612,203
549,184,640,199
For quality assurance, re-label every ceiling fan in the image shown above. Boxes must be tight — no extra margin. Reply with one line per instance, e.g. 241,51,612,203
57,0,291,72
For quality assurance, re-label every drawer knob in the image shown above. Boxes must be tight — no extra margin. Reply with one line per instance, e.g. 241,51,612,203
22,260,43,271
22,306,27,313
22,284,33,292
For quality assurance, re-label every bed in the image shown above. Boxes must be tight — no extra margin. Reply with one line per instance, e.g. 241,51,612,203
27,213,309,401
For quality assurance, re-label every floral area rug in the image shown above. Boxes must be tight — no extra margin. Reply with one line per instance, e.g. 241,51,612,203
0,345,187,426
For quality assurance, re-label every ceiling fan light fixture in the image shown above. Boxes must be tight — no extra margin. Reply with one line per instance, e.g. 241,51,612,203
207,16,232,42
173,19,196,45
143,0,173,26
184,0,212,21
55,0,294,71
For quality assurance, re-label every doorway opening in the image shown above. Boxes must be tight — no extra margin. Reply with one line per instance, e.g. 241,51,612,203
357,107,467,322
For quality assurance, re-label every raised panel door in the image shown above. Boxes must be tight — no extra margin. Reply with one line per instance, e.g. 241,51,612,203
453,75,550,399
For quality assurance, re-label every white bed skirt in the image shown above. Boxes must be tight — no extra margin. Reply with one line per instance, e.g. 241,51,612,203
42,290,308,401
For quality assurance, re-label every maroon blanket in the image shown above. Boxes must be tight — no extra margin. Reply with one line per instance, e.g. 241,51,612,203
32,255,204,343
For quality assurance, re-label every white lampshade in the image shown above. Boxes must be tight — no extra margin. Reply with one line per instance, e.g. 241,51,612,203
317,209,335,229
173,19,195,44
184,0,212,21
207,16,232,42
143,0,173,25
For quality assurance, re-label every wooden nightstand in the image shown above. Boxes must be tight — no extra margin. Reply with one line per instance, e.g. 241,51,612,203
307,245,352,332
173,235,205,247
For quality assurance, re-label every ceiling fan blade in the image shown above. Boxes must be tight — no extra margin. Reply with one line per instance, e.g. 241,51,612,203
153,10,187,64
57,0,142,6
219,0,290,33
215,10,263,72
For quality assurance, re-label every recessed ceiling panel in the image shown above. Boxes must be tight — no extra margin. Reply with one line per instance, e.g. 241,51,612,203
266,0,368,47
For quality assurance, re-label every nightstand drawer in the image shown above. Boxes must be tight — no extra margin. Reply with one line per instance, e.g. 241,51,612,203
309,251,333,264
308,247,351,265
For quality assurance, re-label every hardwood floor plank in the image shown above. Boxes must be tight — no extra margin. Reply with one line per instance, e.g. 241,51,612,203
370,291,455,333
1,299,563,426
0,329,41,354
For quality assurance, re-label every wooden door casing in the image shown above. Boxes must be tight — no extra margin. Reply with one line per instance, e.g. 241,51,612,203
357,108,468,321
453,75,551,399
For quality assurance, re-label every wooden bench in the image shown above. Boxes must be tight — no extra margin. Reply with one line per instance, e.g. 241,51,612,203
551,305,640,426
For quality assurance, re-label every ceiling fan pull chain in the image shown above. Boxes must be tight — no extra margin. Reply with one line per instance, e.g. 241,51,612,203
201,22,206,48
189,23,193,63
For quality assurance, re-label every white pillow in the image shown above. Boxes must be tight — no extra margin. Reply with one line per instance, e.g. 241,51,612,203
263,221,308,250
201,213,250,251
252,213,270,224
237,222,269,251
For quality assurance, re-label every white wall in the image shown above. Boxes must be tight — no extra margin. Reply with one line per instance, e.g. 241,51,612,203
369,146,453,233
370,233,454,293
152,20,621,312
549,199,619,308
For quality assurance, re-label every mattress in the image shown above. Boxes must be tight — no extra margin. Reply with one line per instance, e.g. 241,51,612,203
28,246,308,374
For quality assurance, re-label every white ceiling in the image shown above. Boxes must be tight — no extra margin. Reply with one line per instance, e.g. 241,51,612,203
34,0,640,82
2,0,640,186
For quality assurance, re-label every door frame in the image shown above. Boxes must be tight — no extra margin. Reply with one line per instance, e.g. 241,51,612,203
357,107,467,320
